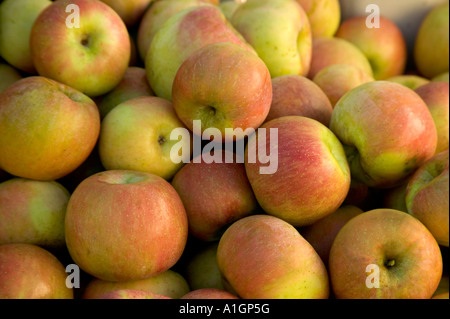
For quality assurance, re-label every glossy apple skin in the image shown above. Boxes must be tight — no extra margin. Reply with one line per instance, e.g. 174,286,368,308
0,76,100,181
329,209,443,299
336,15,408,80
82,269,190,299
99,289,172,299
415,82,449,154
146,4,254,101
245,116,351,227
308,37,373,79
299,205,364,265
230,0,312,78
266,75,333,126
0,178,70,250
313,63,374,107
330,81,438,188
181,288,239,299
414,2,449,79
99,96,191,180
217,215,329,299
0,243,73,299
172,42,272,141
406,150,449,247
65,170,188,282
295,0,340,38
30,0,131,97
0,63,22,94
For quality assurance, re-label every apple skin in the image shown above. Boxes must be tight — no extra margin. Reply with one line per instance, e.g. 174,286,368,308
172,42,272,141
312,63,374,107
382,183,408,213
0,0,52,74
181,288,239,299
330,81,438,189
0,178,70,250
219,0,242,20
217,215,329,299
171,151,258,241
99,289,172,299
30,0,131,97
299,205,364,265
146,4,254,101
99,96,191,180
245,116,351,227
0,76,100,181
308,37,373,79
387,74,430,90
266,75,333,126
432,275,449,299
184,242,224,291
64,170,189,282
405,150,449,247
295,0,341,38
230,0,312,78
415,82,449,154
329,209,443,299
137,0,207,62
82,269,191,299
336,15,408,80
0,63,22,94
100,0,153,26
433,71,449,83
414,2,449,79
96,67,154,119
0,243,73,299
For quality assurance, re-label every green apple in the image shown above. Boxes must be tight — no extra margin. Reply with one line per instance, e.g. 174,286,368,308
382,183,408,213
330,81,438,188
405,150,449,247
295,0,341,38
217,215,329,299
99,96,191,180
146,4,254,101
433,71,449,83
387,74,430,90
414,2,449,78
0,0,52,73
329,209,443,299
30,0,131,97
219,0,242,20
230,0,312,78
0,63,22,94
0,178,70,250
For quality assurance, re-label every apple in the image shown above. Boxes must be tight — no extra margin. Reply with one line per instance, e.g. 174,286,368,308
0,243,73,299
336,15,407,80
0,76,100,181
414,2,449,79
99,289,172,299
312,63,374,107
30,0,131,97
415,82,449,154
245,116,351,227
387,74,430,90
0,63,22,94
219,0,242,20
99,96,191,180
329,209,443,299
99,0,153,26
432,275,449,299
295,0,341,38
308,37,374,79
184,242,224,291
266,75,333,126
329,81,438,188
0,0,51,73
172,150,258,241
181,288,238,299
405,150,449,247
65,170,189,282
96,67,154,119
343,179,370,208
217,214,329,299
82,269,191,299
299,205,364,265
172,42,272,141
382,183,408,213
146,4,254,101
137,0,207,62
230,0,312,78
433,71,449,83
0,178,70,250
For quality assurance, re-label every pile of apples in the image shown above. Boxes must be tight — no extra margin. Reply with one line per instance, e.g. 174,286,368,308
0,0,448,300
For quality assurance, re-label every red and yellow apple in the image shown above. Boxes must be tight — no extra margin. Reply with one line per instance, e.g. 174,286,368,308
100,0,153,26
99,289,172,299
295,0,341,38
181,288,238,299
